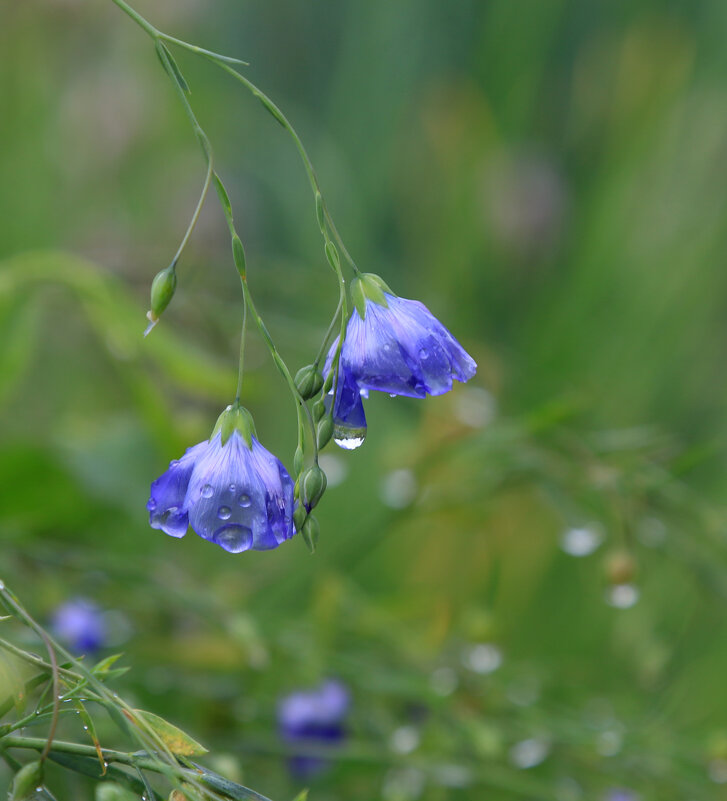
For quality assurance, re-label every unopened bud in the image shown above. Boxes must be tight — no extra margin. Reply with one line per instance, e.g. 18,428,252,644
295,365,324,400
10,760,43,801
302,516,320,553
301,465,327,511
293,446,304,476
293,504,307,532
312,398,326,422
317,416,333,449
147,266,177,331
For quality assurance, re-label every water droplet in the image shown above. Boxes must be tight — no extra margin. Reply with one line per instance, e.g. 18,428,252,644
228,483,236,493
169,459,180,467
334,435,365,450
201,484,214,498
560,525,603,557
389,393,397,398
214,524,253,553
606,584,639,609
238,493,252,507
147,499,156,510
83,725,88,731
218,506,232,520
419,348,428,359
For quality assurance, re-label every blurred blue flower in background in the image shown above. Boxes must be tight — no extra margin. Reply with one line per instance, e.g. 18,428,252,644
51,598,106,654
148,405,295,553
277,679,350,777
605,790,639,801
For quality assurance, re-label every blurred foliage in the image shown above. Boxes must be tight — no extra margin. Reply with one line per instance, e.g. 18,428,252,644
2,0,727,799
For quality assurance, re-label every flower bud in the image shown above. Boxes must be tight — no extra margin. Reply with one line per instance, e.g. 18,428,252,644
147,266,177,332
312,398,326,422
295,365,324,400
293,504,307,532
96,783,140,801
301,465,327,511
302,515,320,553
9,760,43,801
317,416,333,449
293,446,304,476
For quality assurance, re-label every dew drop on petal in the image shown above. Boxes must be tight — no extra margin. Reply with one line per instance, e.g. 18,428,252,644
419,348,428,359
214,524,253,553
228,483,236,493
147,499,156,511
238,493,252,508
218,506,232,520
201,484,214,499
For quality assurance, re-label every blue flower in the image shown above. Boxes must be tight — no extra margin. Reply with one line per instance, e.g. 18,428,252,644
278,679,350,777
323,274,476,446
148,405,295,553
51,599,106,654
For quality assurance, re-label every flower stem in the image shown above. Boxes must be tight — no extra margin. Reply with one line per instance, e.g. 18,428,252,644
234,291,247,403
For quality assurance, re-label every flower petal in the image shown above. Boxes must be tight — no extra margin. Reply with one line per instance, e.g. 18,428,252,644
148,441,207,538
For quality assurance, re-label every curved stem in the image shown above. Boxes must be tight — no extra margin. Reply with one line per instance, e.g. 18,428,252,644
234,291,248,403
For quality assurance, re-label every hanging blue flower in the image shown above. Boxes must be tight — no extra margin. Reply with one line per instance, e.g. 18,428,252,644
324,274,477,447
277,679,350,777
148,404,295,553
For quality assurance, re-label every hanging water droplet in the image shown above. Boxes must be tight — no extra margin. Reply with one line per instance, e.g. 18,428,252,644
201,484,214,498
389,393,397,398
238,493,252,507
333,424,366,451
334,434,365,450
214,524,253,553
218,506,232,520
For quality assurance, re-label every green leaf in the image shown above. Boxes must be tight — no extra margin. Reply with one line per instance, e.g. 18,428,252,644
75,699,106,774
92,653,124,676
193,764,274,801
292,791,309,801
155,41,190,93
131,709,208,756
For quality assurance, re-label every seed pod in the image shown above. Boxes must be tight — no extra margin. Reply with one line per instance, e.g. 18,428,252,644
301,465,327,511
294,365,324,400
317,416,333,449
10,760,43,801
302,516,320,553
149,265,177,321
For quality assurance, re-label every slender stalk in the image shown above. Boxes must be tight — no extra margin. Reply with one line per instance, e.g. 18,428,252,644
234,292,248,402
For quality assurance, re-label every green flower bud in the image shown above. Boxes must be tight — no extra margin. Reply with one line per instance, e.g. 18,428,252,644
96,783,140,801
9,760,43,801
302,516,320,553
211,402,257,447
293,504,307,532
294,365,324,400
317,416,333,449
322,371,334,394
293,445,304,476
146,265,177,333
312,398,326,422
301,465,327,511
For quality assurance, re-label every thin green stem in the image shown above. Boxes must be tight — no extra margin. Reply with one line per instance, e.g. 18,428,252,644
234,291,247,402
314,295,343,368
109,0,159,38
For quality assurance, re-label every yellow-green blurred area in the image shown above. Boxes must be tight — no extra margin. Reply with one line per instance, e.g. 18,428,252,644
2,0,727,799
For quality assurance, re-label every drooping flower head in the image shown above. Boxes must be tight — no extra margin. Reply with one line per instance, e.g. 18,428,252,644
277,679,350,777
148,404,295,553
324,274,477,447
51,598,106,654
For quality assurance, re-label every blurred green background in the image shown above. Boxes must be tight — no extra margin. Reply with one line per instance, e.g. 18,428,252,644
2,0,727,799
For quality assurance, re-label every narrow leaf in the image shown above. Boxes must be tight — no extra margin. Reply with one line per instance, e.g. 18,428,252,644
131,709,208,756
75,699,106,774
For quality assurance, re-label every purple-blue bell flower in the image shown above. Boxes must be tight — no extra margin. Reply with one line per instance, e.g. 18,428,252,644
51,599,106,654
278,679,350,778
605,791,639,801
326,273,476,400
147,404,295,553
322,355,367,449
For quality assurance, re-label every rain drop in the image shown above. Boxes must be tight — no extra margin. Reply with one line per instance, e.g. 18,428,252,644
214,524,253,553
419,348,428,359
218,506,232,520
201,484,214,499
147,499,156,511
228,483,236,493
334,435,365,450
238,493,252,508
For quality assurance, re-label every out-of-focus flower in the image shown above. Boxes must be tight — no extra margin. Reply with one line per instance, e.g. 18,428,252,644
324,274,476,448
277,679,350,777
51,599,106,654
604,789,639,801
148,404,295,553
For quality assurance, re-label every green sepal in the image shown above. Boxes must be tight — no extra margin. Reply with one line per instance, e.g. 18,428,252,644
324,241,340,272
350,273,391,319
212,403,256,447
9,760,43,800
302,516,320,553
293,446,304,476
293,505,307,532
312,398,326,422
315,192,325,233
